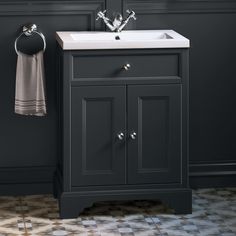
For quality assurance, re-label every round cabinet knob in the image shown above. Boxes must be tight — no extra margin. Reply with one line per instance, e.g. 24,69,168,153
130,132,137,140
123,63,131,71
117,132,125,140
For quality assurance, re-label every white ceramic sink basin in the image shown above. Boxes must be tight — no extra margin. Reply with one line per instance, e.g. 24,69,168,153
56,30,189,50
70,31,171,41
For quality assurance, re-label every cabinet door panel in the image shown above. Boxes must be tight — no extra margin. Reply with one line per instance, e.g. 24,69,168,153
71,86,126,186
128,85,181,184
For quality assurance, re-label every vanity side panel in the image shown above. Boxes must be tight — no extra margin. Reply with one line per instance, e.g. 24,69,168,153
62,51,73,192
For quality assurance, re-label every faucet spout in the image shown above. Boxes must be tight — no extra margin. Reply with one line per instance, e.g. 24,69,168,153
96,9,136,32
112,13,123,29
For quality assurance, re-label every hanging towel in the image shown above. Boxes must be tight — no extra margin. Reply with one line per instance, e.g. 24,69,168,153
15,51,47,116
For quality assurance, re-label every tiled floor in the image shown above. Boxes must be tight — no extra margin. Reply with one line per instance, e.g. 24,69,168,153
0,188,235,236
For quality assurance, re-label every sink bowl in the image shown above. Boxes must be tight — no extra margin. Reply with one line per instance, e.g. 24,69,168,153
70,31,172,41
56,30,189,50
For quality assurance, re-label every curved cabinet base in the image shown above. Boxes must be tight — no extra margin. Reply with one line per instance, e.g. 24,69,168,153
55,184,192,219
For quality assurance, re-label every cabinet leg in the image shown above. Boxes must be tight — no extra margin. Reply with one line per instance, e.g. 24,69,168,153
164,189,192,214
59,194,93,219
173,197,192,214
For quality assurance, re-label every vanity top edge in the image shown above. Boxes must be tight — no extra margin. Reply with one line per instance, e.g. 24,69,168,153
56,30,190,50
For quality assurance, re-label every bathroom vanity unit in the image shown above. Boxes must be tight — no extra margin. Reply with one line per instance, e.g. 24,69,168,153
55,30,191,218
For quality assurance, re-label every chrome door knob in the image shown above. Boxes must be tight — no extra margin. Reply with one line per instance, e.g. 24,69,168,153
130,132,137,140
123,63,131,71
117,132,125,140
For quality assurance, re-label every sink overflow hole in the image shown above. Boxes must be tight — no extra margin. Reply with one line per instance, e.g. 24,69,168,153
115,36,120,40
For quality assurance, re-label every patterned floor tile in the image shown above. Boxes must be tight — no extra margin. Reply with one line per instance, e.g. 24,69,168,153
152,188,236,236
0,196,26,235
19,195,59,219
0,188,235,235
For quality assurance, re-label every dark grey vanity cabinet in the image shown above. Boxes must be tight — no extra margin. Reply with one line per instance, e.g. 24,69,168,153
55,48,192,219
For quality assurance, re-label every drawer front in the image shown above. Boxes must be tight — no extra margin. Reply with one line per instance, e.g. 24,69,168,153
72,51,180,79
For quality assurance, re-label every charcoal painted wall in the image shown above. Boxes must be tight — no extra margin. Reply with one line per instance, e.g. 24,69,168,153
0,0,235,194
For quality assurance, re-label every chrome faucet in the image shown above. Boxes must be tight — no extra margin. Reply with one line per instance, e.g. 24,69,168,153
96,10,136,32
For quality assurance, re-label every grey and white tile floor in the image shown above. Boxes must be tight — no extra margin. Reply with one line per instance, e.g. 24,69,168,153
0,188,235,236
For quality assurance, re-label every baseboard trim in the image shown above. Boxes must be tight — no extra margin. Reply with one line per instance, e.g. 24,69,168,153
0,166,55,195
0,182,53,196
190,175,236,189
189,162,236,188
190,162,236,175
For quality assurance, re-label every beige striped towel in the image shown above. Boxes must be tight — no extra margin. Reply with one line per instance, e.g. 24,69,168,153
15,50,46,116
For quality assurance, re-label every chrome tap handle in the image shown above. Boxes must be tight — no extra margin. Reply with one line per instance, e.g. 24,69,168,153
126,10,137,20
96,10,116,31
116,10,136,32
96,10,107,21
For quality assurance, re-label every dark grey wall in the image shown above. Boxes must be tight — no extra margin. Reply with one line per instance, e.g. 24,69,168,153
0,0,105,194
0,0,235,194
122,0,236,187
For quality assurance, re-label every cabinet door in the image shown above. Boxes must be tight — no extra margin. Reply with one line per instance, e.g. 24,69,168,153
128,85,181,184
71,86,126,186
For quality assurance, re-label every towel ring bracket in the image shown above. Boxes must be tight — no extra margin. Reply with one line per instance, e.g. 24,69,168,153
23,24,37,36
15,23,46,55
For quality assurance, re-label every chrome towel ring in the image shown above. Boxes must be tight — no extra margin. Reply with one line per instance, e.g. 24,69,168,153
14,24,46,55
